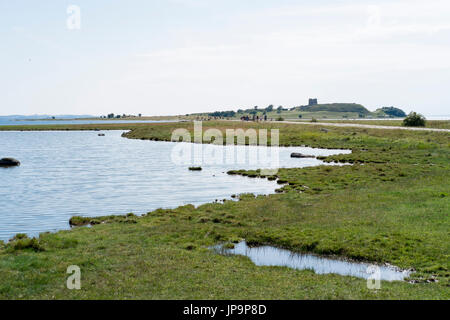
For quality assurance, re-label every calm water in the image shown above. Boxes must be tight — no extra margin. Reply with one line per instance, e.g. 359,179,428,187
0,131,350,241
214,241,411,281
0,119,178,126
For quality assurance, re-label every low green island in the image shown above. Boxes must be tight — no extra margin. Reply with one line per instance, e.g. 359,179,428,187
0,121,448,299
183,102,409,121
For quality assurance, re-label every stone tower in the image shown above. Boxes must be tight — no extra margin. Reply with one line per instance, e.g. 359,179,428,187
308,98,318,106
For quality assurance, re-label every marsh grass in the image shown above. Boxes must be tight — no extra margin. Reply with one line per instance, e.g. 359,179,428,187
6,235,44,253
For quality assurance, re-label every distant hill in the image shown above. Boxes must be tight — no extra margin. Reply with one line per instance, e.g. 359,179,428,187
178,102,407,120
297,103,371,114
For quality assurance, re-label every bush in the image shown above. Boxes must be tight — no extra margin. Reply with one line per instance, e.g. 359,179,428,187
311,118,318,123
403,112,426,127
276,116,284,121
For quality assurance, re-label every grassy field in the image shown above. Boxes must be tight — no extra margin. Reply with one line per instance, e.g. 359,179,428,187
0,121,449,299
80,111,364,121
254,110,363,120
57,115,450,130
76,115,184,121
295,119,450,130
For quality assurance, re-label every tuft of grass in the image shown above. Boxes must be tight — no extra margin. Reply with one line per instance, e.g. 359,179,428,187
69,216,91,226
7,236,44,252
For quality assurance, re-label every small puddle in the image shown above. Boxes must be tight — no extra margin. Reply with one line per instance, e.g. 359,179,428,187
213,241,411,281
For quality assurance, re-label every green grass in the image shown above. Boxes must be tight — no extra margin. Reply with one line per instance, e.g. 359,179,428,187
297,103,370,114
0,121,449,299
296,119,450,129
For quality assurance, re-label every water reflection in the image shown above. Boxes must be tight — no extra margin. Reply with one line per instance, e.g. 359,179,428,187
213,241,411,281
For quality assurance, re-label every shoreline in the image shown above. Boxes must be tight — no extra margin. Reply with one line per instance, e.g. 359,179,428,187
0,129,351,240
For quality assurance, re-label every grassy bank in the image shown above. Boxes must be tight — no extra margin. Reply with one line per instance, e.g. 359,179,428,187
0,121,449,299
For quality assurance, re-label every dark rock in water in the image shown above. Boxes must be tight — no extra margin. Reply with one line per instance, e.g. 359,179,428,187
0,158,20,167
290,153,315,159
98,133,105,136
189,166,202,171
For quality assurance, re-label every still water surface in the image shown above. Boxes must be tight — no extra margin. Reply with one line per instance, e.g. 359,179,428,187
0,119,177,126
0,131,349,241
213,241,411,281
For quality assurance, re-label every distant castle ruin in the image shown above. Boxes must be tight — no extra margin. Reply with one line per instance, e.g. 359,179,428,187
308,98,318,106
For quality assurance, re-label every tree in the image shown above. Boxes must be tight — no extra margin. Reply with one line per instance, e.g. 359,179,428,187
266,105,274,112
298,114,302,119
209,111,236,118
276,106,283,114
403,112,426,127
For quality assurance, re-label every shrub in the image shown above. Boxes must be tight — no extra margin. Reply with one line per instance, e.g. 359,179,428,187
276,116,284,121
311,118,318,123
403,112,426,127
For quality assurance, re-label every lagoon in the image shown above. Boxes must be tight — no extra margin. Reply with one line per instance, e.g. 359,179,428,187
0,131,350,241
0,118,177,126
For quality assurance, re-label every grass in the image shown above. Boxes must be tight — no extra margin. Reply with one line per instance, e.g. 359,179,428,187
296,119,450,129
0,121,449,299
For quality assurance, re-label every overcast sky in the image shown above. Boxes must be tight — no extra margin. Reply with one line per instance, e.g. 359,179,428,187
1,0,450,116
